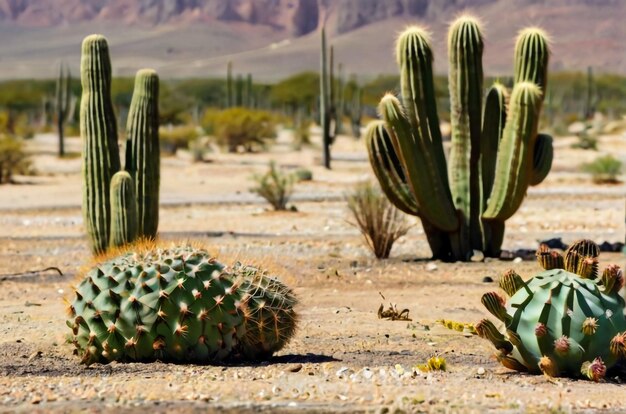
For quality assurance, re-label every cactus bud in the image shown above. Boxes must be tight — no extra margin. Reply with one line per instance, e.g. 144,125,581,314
581,317,598,336
581,357,606,382
554,335,570,355
536,244,564,270
535,322,547,338
610,332,626,358
499,270,525,297
481,292,510,322
538,356,559,377
601,264,624,294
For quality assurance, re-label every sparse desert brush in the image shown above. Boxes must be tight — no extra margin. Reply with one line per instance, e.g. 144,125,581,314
159,124,200,155
212,107,276,153
0,135,32,183
250,161,295,211
347,181,411,259
582,154,622,184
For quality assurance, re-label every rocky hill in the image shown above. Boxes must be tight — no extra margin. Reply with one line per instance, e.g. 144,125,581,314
0,0,624,79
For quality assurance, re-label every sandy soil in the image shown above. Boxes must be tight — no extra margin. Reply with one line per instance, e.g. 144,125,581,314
0,131,625,413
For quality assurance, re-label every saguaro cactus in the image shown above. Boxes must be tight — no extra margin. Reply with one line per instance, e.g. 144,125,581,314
365,17,552,261
80,34,121,254
125,69,160,240
109,171,138,248
320,25,333,169
56,62,72,157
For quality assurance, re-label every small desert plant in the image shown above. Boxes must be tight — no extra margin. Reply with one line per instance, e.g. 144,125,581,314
0,135,31,183
213,108,276,153
250,161,295,211
347,181,411,259
294,168,313,182
582,154,622,184
571,130,598,150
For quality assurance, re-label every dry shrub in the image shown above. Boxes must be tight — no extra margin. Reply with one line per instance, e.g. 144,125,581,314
582,155,622,184
347,181,411,259
0,135,31,184
250,161,295,211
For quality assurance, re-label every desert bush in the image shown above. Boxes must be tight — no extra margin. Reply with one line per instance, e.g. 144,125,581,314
0,135,31,183
250,161,295,211
294,168,313,182
212,108,276,153
582,155,622,184
347,181,412,259
159,124,200,155
571,130,598,150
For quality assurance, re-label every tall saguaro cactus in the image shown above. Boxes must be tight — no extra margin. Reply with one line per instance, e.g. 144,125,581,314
365,17,553,261
125,69,160,240
81,34,160,255
320,26,332,169
80,34,121,254
56,62,72,157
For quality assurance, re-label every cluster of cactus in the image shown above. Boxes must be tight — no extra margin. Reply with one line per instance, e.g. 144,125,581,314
365,16,553,261
478,239,626,381
81,34,160,254
225,61,254,108
66,243,298,365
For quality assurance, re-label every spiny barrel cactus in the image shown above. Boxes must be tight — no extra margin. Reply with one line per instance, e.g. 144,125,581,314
66,243,298,365
81,34,121,254
365,16,553,261
478,240,626,381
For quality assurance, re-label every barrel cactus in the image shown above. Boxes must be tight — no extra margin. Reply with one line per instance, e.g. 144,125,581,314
478,240,626,381
66,243,298,365
365,16,553,261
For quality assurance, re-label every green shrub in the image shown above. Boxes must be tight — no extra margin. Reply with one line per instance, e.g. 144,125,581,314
582,155,622,184
250,161,295,211
294,168,313,182
571,131,598,150
212,108,276,153
0,135,32,183
159,124,199,155
347,181,412,259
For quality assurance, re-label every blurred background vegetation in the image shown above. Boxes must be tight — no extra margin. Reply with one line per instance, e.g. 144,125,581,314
1,68,625,151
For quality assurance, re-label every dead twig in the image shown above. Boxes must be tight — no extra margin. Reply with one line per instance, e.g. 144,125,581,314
377,292,412,321
0,267,63,281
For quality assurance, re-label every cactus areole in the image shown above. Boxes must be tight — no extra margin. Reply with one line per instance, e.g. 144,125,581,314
67,243,298,365
365,16,553,261
478,240,626,381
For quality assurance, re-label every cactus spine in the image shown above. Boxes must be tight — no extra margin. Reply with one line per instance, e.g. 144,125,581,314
80,34,121,254
125,69,160,240
365,17,553,261
109,171,138,248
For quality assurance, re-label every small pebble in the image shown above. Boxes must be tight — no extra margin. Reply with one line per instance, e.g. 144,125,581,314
482,276,494,283
426,263,438,271
477,367,486,376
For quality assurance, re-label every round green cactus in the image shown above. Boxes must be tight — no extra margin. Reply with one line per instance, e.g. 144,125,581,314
66,243,298,365
478,240,626,381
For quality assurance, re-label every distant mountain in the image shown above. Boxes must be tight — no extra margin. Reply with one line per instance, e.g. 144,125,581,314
0,0,624,79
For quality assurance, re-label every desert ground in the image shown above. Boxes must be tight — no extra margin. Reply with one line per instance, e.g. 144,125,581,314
0,130,625,413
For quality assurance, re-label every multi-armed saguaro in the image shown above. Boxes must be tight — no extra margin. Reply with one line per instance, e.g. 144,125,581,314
365,16,553,261
80,34,160,255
